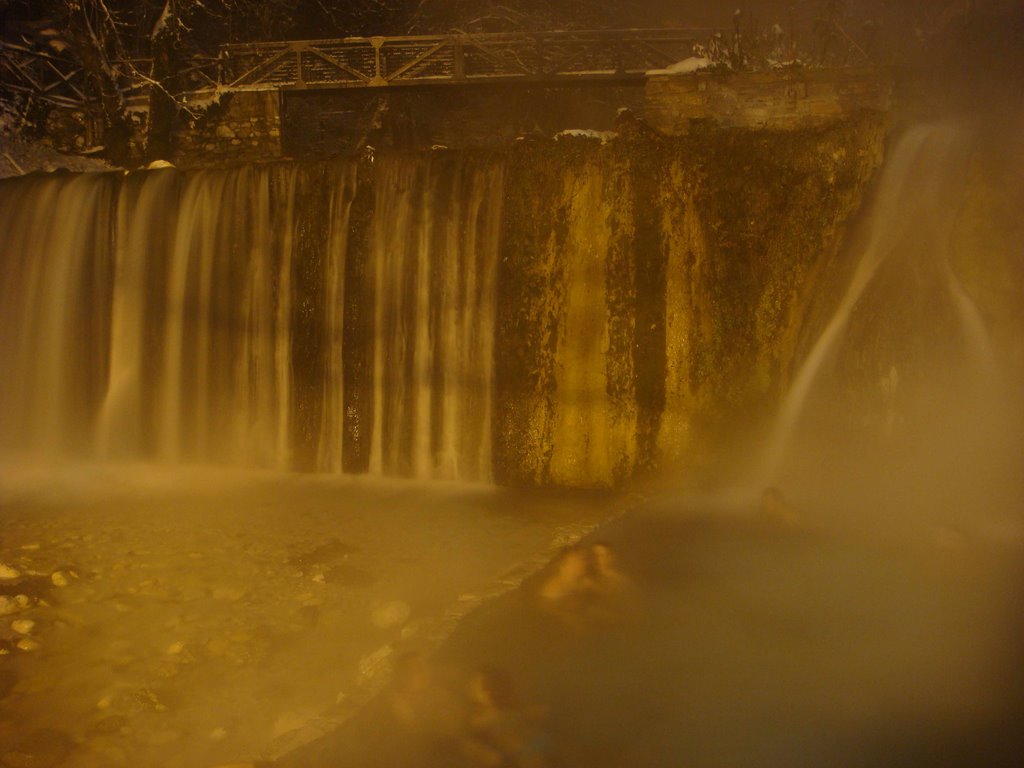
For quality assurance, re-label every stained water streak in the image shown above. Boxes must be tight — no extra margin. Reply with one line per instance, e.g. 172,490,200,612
368,155,503,482
0,156,503,482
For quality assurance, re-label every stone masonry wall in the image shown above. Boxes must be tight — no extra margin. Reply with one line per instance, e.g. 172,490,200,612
645,66,894,133
172,90,281,166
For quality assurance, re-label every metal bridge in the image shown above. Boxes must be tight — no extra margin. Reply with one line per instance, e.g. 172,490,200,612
1,28,716,108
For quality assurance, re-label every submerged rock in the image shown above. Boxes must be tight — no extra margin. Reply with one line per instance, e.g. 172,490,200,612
0,563,20,580
11,619,35,635
0,596,21,616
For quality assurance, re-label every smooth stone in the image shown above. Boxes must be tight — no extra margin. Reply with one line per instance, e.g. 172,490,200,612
166,641,185,656
0,563,20,580
0,596,20,616
11,619,35,635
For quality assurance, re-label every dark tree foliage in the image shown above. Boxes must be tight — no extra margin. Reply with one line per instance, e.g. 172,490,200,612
407,0,619,32
3,1,1012,161
0,0,626,160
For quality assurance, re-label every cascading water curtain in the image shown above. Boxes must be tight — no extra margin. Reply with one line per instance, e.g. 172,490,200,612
0,154,503,482
368,155,504,482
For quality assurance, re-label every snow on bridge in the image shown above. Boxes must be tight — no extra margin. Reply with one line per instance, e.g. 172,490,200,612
2,28,719,109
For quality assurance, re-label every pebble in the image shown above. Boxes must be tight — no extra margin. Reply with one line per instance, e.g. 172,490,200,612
51,572,69,587
166,641,185,656
0,563,20,579
11,619,35,635
370,600,410,629
0,596,20,617
16,638,40,652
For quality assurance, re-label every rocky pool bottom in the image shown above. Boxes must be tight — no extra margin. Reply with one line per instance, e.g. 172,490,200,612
281,498,1024,768
0,463,620,768
2,464,1022,768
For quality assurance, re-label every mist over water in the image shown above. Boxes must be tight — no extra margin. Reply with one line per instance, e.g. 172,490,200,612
276,119,1024,768
0,111,1022,767
754,121,1022,540
759,123,966,483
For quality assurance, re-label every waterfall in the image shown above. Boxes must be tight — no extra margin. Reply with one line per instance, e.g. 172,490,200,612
367,155,503,482
759,123,997,486
0,155,502,482
2,118,938,490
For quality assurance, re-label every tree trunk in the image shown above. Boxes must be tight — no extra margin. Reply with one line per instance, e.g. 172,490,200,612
146,29,179,162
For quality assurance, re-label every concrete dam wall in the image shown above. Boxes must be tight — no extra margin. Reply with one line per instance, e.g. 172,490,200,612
0,115,896,487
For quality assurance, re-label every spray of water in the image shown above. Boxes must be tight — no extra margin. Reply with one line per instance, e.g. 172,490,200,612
757,123,987,488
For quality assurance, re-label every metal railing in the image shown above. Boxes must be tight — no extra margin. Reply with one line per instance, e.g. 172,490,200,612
2,28,718,109
219,28,717,91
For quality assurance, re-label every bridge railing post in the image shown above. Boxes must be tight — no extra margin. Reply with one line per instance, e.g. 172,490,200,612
370,37,387,87
534,34,545,77
294,43,305,88
453,35,465,81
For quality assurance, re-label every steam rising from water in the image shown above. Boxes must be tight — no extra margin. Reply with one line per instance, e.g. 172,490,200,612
0,122,1021,767
761,124,968,483
755,122,1021,537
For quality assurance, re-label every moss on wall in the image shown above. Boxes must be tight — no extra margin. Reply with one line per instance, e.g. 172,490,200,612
494,112,889,487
